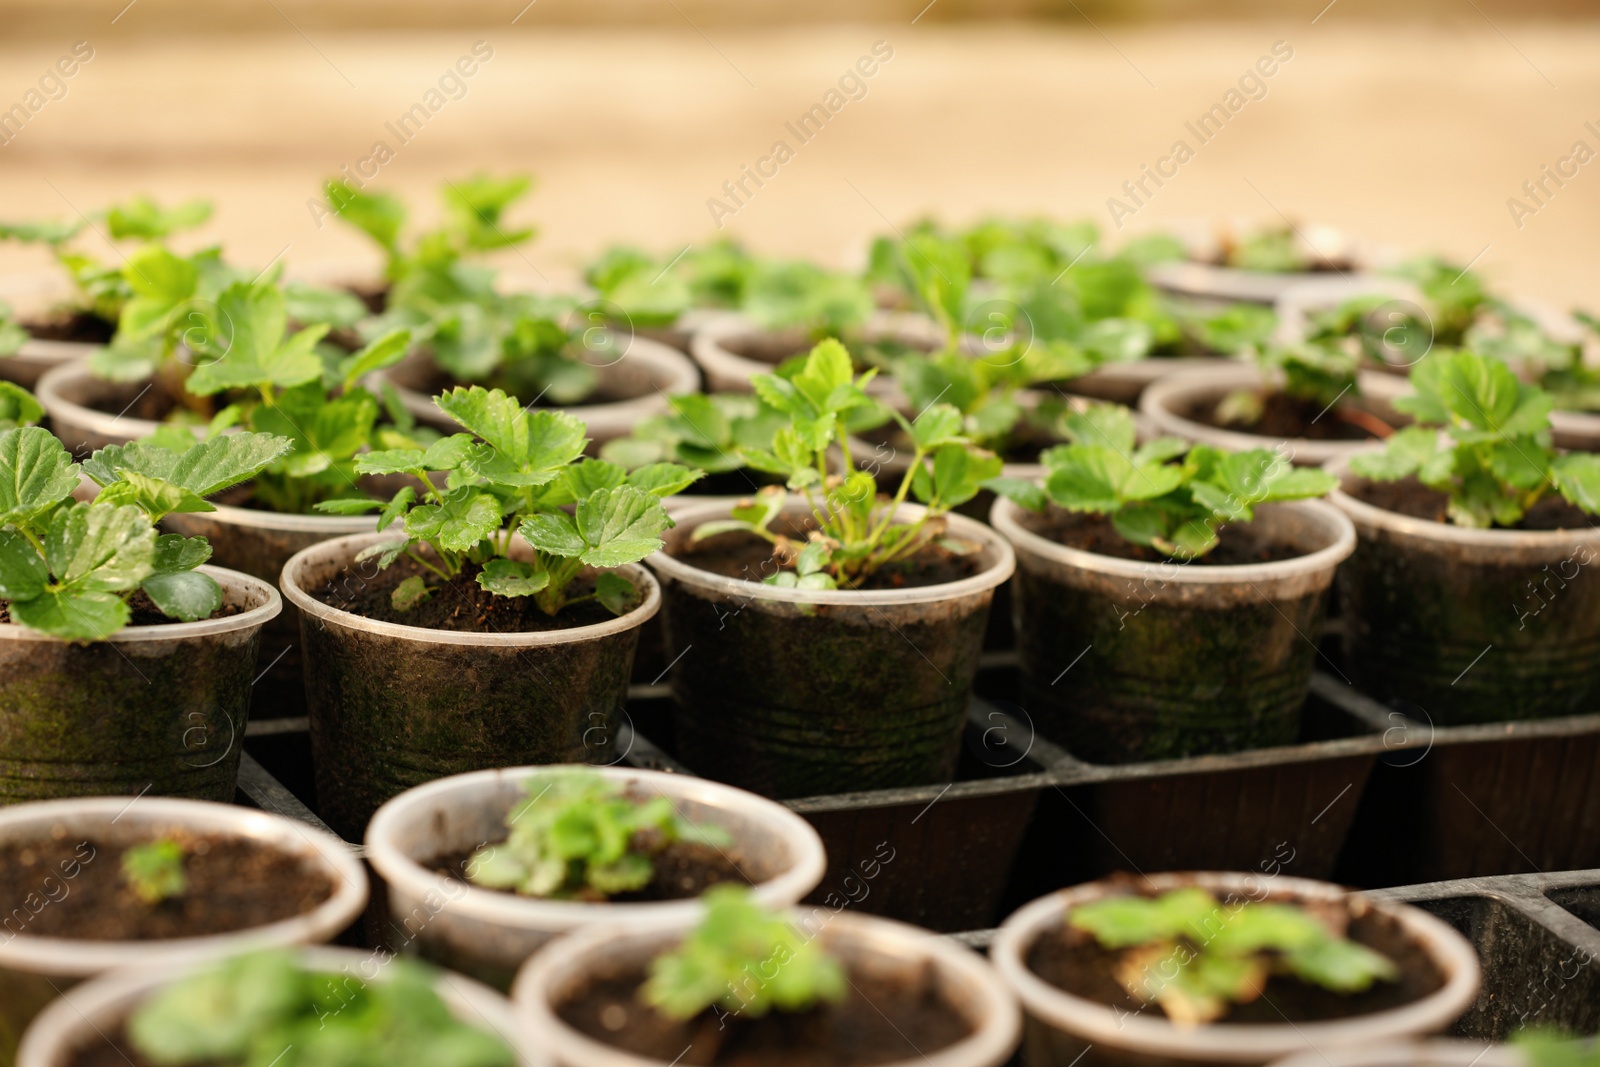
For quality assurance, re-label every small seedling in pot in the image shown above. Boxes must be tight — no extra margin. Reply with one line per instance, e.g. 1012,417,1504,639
121,838,187,905
315,385,700,616
1350,349,1600,528
126,949,515,1067
1068,887,1398,1025
1513,1028,1600,1067
642,885,846,1021
986,402,1337,559
599,392,787,475
584,241,754,327
696,339,1001,589
0,427,290,638
466,770,731,900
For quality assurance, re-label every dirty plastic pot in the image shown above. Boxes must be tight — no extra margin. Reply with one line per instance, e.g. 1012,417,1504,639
646,500,1014,798
0,796,367,1067
365,763,828,989
0,338,97,392
690,310,941,402
34,361,184,457
991,872,1481,1067
164,501,378,720
1550,408,1600,453
0,566,280,804
15,944,544,1067
991,497,1354,763
375,333,699,446
280,531,660,840
1326,454,1600,725
1267,1040,1528,1067
511,909,1021,1067
1141,364,1404,466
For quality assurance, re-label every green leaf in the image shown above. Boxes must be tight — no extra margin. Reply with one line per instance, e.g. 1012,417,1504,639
106,196,211,240
184,282,328,396
791,339,854,413
909,404,966,452
151,533,211,573
434,387,588,471
1350,426,1441,482
520,511,585,558
379,486,416,531
1285,937,1400,993
0,529,47,601
391,574,431,611
141,570,222,622
1552,452,1600,515
627,463,703,497
1062,403,1138,454
0,427,81,527
983,476,1048,512
476,558,549,597
354,448,428,476
404,488,501,552
337,328,412,391
11,588,130,640
594,571,638,615
0,382,44,430
925,444,1002,509
314,498,387,515
326,179,406,253
576,485,672,567
96,471,210,522
46,502,155,593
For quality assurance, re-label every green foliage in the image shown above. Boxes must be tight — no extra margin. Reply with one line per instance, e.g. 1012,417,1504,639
321,385,697,615
0,427,289,640
742,259,875,341
1351,349,1600,528
466,770,731,900
1224,226,1307,273
0,381,44,431
987,403,1337,559
126,950,515,1067
642,886,847,1021
1513,1030,1600,1067
1068,888,1399,1024
121,839,187,905
694,339,999,588
600,392,786,474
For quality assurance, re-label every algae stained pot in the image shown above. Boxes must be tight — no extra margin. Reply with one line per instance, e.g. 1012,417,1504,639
990,872,1481,1067
280,531,659,839
164,500,378,719
646,500,1014,799
0,797,367,1067
990,497,1355,763
1327,455,1600,725
16,945,544,1067
0,567,279,804
511,909,1021,1067
364,764,828,988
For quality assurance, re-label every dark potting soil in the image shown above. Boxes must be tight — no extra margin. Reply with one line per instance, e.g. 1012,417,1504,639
61,1023,148,1067
1184,391,1386,442
557,962,973,1066
0,830,336,940
1352,477,1600,531
676,520,983,591
311,555,618,632
428,839,751,903
23,311,116,344
859,421,1058,467
0,591,242,628
1022,508,1303,565
1025,898,1445,1024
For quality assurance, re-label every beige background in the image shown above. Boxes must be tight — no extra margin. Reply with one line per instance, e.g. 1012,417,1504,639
0,14,1596,310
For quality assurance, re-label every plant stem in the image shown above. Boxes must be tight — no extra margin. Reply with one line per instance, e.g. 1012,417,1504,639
406,549,454,583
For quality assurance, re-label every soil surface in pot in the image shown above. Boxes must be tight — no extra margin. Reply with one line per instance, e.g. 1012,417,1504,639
1022,509,1303,566
0,830,335,940
675,520,982,590
310,555,619,631
0,590,242,627
1183,391,1387,442
23,311,116,344
428,838,750,903
1024,901,1444,1024
557,961,973,1066
1350,477,1600,531
860,419,1061,466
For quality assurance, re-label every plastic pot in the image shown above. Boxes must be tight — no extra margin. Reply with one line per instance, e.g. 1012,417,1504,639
689,310,941,400
365,764,828,988
991,872,1481,1067
15,944,544,1067
1326,455,1600,725
0,275,105,389
511,909,1021,1067
1550,408,1600,452
1143,221,1391,306
375,334,699,446
1266,1040,1527,1067
279,531,660,839
0,566,280,804
0,797,367,1067
1141,364,1405,467
35,361,179,458
1066,357,1236,406
991,497,1355,762
164,500,378,720
646,500,1014,798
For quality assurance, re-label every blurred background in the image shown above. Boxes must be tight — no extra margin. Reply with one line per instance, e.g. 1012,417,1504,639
0,0,1596,306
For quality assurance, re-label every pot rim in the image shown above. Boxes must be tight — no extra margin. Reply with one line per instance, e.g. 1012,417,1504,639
1266,1039,1527,1067
0,797,367,978
0,564,282,644
36,358,166,441
280,530,661,646
990,496,1356,585
1139,364,1400,463
647,499,1015,606
690,310,941,394
990,872,1481,1063
15,944,545,1067
365,763,828,935
171,496,380,535
510,909,1022,1067
1324,452,1600,549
